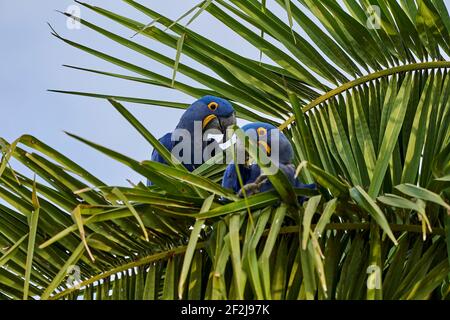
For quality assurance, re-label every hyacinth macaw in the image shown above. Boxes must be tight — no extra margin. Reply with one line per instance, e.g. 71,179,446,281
222,122,316,198
149,96,236,185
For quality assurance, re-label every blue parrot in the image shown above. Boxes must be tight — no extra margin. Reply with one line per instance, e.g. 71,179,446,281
222,122,316,199
149,96,236,185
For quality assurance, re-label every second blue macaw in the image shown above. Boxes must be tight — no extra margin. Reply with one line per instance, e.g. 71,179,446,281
149,96,236,185
222,122,316,198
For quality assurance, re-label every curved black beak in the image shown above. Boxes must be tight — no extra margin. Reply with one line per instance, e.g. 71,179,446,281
203,112,236,136
218,112,236,137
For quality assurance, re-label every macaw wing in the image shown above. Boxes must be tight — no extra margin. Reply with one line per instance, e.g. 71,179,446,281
150,132,173,165
258,163,296,193
258,164,316,198
275,163,317,189
285,163,317,204
222,163,258,193
222,163,240,193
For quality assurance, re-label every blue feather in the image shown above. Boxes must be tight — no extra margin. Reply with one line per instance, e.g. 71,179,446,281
148,96,235,186
221,122,317,200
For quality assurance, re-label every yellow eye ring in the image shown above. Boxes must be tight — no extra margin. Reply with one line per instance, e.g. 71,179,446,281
257,127,267,136
208,102,219,111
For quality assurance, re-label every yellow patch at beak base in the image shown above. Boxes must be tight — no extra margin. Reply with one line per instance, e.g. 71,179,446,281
258,141,271,155
202,114,217,129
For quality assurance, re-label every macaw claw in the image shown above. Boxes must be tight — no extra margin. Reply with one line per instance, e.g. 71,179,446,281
237,175,268,197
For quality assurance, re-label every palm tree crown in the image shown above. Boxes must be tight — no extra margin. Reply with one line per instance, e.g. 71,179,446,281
1,0,449,300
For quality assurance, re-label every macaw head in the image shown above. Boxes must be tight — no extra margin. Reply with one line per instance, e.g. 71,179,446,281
236,122,293,165
176,95,236,136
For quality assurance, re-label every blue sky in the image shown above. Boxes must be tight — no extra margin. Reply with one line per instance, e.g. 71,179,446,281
1,1,449,187
0,0,262,186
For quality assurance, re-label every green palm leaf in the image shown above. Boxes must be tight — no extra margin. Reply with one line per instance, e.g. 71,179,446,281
1,0,450,300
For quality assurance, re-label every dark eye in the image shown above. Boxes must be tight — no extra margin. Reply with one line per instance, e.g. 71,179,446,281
208,102,219,111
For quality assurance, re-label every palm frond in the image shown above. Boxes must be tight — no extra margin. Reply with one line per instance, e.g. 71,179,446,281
1,0,450,300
